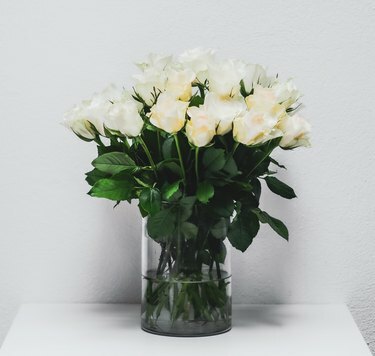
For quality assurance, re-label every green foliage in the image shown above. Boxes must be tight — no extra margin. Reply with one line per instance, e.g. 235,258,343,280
88,172,134,201
139,188,161,216
253,208,289,240
162,137,177,160
180,222,198,240
269,157,286,169
162,181,181,200
176,196,196,221
83,109,294,255
85,168,110,186
189,95,204,107
264,176,297,199
202,148,226,172
92,152,138,175
228,210,260,252
196,182,214,204
210,218,228,240
147,208,176,241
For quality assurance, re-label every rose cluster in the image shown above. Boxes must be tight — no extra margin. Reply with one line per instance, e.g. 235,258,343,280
63,48,310,149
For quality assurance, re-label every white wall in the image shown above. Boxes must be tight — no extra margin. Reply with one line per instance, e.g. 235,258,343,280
1,0,374,352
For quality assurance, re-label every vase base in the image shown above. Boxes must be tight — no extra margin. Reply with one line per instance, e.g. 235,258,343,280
141,321,232,337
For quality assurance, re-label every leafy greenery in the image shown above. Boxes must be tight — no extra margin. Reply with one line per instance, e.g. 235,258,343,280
88,172,134,201
228,210,259,252
264,176,297,199
196,181,214,203
139,188,161,216
253,208,289,240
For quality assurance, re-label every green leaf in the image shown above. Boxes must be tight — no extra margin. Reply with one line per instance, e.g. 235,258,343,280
147,208,176,241
264,176,297,199
222,156,239,177
92,152,138,175
157,161,182,176
210,218,228,239
134,176,152,188
247,137,282,176
252,208,289,240
180,222,198,240
139,188,161,216
85,169,110,186
239,79,250,97
88,172,134,201
177,196,196,221
162,181,181,200
199,250,212,265
228,211,260,252
211,195,235,218
162,137,177,160
202,148,226,172
189,95,204,107
251,178,261,201
196,182,214,204
269,157,286,169
216,241,227,263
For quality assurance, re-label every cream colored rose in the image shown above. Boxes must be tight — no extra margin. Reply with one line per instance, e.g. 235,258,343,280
233,109,282,146
186,106,216,147
63,104,96,140
207,59,247,98
165,68,196,101
105,98,144,138
63,84,122,139
133,68,167,106
279,114,311,148
178,48,216,83
149,93,189,134
135,53,172,72
204,92,247,135
272,79,301,108
245,85,286,119
242,63,273,92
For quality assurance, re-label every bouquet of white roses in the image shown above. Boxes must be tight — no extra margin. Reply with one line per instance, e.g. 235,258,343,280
63,48,310,335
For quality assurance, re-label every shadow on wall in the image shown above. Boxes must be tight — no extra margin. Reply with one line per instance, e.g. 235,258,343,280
91,201,142,303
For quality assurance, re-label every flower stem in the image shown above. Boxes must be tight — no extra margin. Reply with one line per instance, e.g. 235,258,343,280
94,136,105,147
195,147,200,183
157,131,162,159
122,137,130,150
173,134,186,186
138,136,157,179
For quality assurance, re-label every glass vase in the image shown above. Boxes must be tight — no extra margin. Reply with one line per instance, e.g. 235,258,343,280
141,205,232,337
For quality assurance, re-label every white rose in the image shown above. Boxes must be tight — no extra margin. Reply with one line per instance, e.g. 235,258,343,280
233,109,282,146
279,114,311,148
149,93,189,134
204,92,247,135
135,53,172,72
178,48,216,83
133,67,167,106
242,64,273,93
105,98,144,138
62,104,96,140
165,67,196,101
63,84,122,139
272,78,301,108
186,106,216,147
245,85,286,119
207,59,247,98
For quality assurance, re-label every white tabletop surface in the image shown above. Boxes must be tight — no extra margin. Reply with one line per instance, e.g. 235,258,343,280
0,304,371,356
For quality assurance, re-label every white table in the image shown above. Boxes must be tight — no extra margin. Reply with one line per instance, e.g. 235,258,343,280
0,304,371,356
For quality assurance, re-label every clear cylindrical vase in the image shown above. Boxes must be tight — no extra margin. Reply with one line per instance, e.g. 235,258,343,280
141,206,232,337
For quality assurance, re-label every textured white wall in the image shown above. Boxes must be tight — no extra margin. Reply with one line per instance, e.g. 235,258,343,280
1,0,374,352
